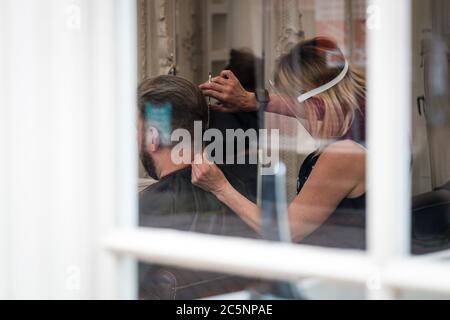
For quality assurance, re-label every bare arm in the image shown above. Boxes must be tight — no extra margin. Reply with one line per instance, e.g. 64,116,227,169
192,141,366,241
216,183,262,233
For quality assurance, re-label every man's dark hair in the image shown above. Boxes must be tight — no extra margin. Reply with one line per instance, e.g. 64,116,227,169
138,75,208,142
225,49,262,92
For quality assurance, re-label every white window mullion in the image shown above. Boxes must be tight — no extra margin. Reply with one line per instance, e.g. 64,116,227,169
367,0,412,299
0,0,9,300
114,0,139,300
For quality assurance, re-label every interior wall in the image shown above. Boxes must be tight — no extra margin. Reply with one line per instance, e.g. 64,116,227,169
264,0,312,201
175,0,204,84
229,0,263,55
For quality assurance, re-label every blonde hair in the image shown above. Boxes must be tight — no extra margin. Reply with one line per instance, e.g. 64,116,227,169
274,37,366,140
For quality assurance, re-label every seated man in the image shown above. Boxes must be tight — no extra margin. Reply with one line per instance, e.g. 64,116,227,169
137,75,260,299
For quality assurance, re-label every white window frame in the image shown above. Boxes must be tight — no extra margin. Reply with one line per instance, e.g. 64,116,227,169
104,0,450,300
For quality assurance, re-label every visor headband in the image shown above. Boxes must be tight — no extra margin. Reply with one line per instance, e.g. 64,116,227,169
297,60,349,103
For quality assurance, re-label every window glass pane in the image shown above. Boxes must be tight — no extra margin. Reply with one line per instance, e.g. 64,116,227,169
136,0,449,300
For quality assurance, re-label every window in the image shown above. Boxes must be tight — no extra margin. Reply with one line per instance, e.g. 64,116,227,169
0,0,449,300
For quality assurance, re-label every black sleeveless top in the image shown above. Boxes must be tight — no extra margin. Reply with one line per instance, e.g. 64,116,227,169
297,151,366,250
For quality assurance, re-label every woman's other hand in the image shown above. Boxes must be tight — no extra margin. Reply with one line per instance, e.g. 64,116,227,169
199,70,258,113
191,153,230,197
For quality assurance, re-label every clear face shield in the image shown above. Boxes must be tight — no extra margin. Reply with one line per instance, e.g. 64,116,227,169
267,79,308,126
268,58,349,139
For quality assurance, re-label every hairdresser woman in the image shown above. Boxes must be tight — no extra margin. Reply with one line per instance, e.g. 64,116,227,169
193,37,367,249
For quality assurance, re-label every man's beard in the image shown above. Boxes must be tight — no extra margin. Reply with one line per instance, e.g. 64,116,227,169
139,139,159,180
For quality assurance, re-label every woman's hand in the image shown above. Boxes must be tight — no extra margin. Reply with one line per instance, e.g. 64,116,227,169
191,153,230,197
199,70,258,113
192,153,262,233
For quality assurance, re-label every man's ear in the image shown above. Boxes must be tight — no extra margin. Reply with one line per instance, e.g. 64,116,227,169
146,126,161,152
